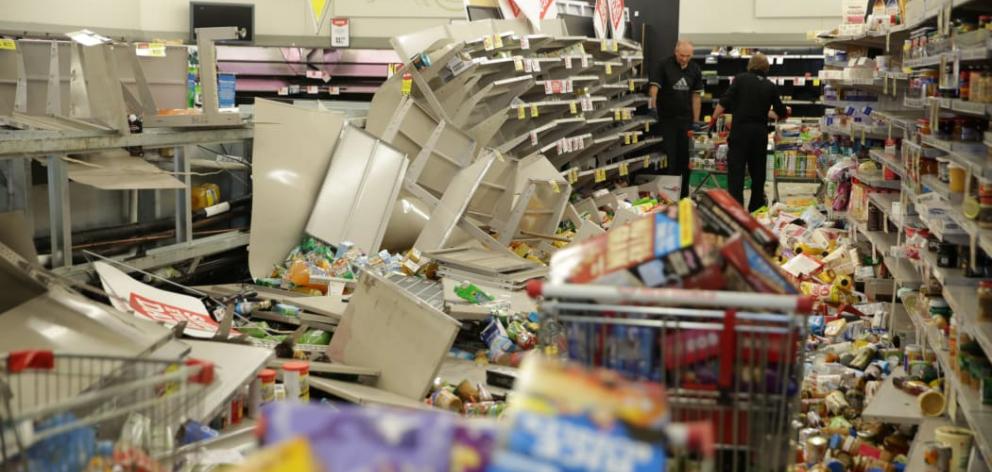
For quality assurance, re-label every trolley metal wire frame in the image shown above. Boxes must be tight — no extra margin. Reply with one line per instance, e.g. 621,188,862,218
0,351,215,471
529,281,813,472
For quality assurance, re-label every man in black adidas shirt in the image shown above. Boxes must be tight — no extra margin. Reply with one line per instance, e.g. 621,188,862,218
711,52,788,212
649,39,703,199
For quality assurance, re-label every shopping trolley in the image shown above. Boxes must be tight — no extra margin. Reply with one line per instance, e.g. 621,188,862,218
0,351,215,471
528,281,814,472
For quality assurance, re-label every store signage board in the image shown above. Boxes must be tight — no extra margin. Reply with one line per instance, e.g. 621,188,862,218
95,261,237,338
331,18,350,47
607,0,625,39
593,0,609,39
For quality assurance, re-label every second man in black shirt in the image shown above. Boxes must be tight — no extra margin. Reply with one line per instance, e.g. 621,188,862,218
711,52,788,212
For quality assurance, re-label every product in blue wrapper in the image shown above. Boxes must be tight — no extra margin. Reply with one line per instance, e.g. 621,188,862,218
260,402,456,471
491,357,670,472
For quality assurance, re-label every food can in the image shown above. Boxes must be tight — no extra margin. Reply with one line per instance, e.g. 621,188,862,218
455,380,481,403
923,440,952,471
935,426,974,472
432,389,464,412
281,361,310,403
805,436,828,465
825,390,850,415
905,344,924,369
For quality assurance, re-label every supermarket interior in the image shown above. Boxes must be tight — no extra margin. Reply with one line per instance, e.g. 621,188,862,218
1,0,992,470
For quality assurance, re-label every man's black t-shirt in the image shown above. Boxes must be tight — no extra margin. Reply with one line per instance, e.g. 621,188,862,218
718,71,788,125
650,56,703,122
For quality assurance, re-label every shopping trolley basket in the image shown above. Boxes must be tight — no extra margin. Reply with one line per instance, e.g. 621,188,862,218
528,281,814,472
0,351,215,471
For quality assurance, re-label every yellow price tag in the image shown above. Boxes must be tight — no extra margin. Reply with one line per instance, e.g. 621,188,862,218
813,79,821,86
530,104,540,118
619,162,629,176
644,122,651,133
549,180,561,193
612,41,619,52
629,80,636,92
514,57,524,72
401,73,413,96
518,105,527,120
632,133,639,144
594,168,606,183
600,39,608,51
483,35,494,51
643,155,651,167
568,168,579,184
605,64,613,75
614,109,622,121
493,34,503,49
624,133,632,145
0,39,16,50
569,101,578,114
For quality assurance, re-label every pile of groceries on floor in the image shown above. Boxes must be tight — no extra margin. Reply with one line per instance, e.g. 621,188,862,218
757,197,988,472
10,188,988,472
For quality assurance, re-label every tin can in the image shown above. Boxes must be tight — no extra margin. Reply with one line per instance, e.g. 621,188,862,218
805,436,828,465
825,390,850,415
905,344,924,370
922,440,952,471
431,389,463,412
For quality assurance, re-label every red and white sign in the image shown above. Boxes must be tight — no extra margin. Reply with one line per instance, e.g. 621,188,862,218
593,0,608,39
607,0,625,39
96,261,237,338
498,0,558,29
331,18,350,47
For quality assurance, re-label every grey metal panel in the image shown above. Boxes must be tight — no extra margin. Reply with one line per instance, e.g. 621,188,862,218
305,125,408,255
249,99,345,279
413,151,496,252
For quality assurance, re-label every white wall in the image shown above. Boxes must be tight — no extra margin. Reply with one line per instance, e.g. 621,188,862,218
679,0,842,46
0,0,464,47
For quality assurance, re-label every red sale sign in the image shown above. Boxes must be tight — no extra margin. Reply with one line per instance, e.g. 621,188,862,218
607,0,625,39
499,0,558,29
593,0,609,39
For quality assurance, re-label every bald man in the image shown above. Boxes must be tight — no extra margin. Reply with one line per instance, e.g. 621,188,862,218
649,40,703,199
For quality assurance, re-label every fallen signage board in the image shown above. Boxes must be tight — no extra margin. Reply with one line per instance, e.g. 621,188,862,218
95,261,237,338
249,99,345,279
327,271,460,400
305,125,408,255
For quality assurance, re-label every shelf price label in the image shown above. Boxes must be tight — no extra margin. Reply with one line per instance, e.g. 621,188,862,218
549,179,561,193
594,168,607,183
493,34,504,49
483,35,494,51
0,39,16,50
567,167,579,184
530,104,540,118
605,64,613,75
401,73,413,96
643,155,651,168
632,133,639,144
624,133,632,145
520,36,530,50
514,57,524,72
629,79,636,92
518,105,527,120
644,122,651,133
619,162,629,176
569,101,578,114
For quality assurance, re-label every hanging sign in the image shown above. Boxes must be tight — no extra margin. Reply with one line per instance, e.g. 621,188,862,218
593,0,609,39
498,0,558,29
308,0,332,35
607,0,625,40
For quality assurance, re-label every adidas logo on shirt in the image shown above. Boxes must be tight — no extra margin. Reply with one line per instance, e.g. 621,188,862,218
673,77,689,91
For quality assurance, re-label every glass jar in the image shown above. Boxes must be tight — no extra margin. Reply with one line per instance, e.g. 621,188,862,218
979,280,992,322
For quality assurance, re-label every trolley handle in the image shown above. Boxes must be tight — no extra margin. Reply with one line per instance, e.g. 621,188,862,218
527,280,815,314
